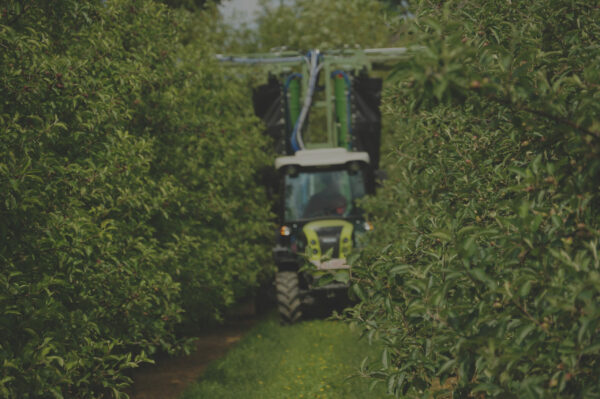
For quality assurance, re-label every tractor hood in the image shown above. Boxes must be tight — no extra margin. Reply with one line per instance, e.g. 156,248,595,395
303,219,353,270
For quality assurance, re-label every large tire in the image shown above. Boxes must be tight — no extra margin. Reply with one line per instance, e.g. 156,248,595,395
276,271,302,324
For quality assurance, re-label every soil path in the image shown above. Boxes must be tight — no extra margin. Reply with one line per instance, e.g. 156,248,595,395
128,303,257,399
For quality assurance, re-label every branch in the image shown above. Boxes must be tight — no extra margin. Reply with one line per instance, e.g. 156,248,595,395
6,4,31,26
474,90,600,139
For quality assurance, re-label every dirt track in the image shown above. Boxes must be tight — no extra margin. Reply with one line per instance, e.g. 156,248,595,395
128,304,257,399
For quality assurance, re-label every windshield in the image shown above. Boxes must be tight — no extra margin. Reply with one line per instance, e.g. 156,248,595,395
284,169,366,221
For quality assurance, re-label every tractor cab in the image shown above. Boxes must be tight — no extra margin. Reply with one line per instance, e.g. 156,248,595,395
274,148,373,271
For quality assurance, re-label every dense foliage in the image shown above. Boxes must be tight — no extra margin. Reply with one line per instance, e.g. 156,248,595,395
348,0,600,397
0,0,272,397
157,0,217,11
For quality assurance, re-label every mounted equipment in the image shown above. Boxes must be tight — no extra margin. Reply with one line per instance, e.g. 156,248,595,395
218,48,411,323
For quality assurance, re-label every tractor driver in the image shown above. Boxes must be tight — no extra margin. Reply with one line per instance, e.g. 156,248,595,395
303,172,347,218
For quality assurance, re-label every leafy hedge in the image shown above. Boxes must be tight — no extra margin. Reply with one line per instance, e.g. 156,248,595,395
349,0,600,397
0,0,272,397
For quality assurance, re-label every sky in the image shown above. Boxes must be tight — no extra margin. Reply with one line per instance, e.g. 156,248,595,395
219,0,293,27
219,0,263,27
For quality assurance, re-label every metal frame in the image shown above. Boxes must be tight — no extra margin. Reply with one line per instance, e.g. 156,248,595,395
217,48,413,149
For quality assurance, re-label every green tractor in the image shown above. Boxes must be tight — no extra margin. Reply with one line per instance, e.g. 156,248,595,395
219,48,409,323
271,147,375,323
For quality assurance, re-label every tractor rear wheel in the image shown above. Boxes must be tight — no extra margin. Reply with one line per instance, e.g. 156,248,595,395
275,271,302,324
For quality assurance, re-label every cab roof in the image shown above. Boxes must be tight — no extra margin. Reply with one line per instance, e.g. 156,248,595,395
275,148,370,170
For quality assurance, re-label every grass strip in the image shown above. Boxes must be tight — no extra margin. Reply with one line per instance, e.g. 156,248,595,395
180,314,387,399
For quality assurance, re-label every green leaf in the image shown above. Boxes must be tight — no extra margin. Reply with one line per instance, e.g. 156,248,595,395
431,230,452,242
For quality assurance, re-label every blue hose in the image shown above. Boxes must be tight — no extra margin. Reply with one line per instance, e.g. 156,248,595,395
284,73,303,152
291,51,322,152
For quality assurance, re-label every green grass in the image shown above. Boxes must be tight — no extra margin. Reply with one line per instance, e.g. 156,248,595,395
180,314,387,399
